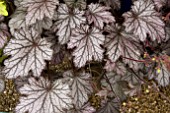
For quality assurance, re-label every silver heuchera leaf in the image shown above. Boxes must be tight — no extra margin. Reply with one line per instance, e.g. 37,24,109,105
165,26,170,41
156,64,170,87
34,17,53,33
101,72,126,100
123,0,165,42
21,0,59,25
14,76,29,90
68,24,105,67
63,70,93,108
123,83,142,96
121,71,142,85
67,103,96,113
8,7,27,35
104,60,116,72
104,60,126,75
105,24,142,70
43,30,61,53
15,77,72,113
0,23,10,48
80,104,96,113
9,6,53,35
53,4,86,44
14,0,24,7
101,72,122,87
96,98,120,113
3,28,53,78
86,3,115,29
164,39,170,56
121,71,143,96
0,15,4,22
153,0,166,10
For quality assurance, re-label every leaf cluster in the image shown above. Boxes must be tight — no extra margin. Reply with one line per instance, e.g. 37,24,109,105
0,0,170,112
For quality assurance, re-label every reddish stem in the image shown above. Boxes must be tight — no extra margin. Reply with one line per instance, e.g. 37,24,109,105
122,56,149,63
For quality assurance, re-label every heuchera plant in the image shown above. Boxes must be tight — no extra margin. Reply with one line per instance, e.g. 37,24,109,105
0,0,170,112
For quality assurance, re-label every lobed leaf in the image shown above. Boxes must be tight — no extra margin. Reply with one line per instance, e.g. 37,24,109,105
153,0,166,10
105,24,142,69
123,0,165,42
96,98,120,113
104,60,126,75
68,24,105,67
3,28,53,78
15,77,72,113
8,7,27,35
0,23,10,48
156,64,170,87
21,0,58,25
67,103,96,113
86,3,115,29
101,72,126,100
53,4,86,44
9,6,53,35
63,70,93,108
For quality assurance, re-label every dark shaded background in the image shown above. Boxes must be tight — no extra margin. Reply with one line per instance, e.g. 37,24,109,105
120,0,132,14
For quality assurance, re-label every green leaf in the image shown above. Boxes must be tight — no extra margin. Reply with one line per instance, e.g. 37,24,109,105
0,55,8,64
0,49,3,56
0,1,8,16
0,49,8,64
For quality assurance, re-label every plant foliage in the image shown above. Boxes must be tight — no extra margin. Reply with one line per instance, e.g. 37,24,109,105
0,1,8,16
0,0,170,112
15,76,72,113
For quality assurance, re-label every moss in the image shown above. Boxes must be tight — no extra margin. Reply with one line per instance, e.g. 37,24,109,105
120,84,170,113
0,79,20,112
